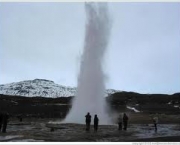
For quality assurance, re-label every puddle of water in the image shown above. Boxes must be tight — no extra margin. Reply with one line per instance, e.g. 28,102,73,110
134,124,180,139
0,135,23,141
11,139,44,142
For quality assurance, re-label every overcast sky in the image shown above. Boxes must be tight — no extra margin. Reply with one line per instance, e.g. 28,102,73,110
0,2,180,94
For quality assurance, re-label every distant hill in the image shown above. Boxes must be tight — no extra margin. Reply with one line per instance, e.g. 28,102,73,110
0,91,179,118
0,79,179,118
108,92,180,114
0,79,118,98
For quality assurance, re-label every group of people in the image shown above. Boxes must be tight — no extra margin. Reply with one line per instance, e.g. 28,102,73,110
117,113,129,131
85,112,158,132
85,112,99,132
0,111,9,133
85,112,129,132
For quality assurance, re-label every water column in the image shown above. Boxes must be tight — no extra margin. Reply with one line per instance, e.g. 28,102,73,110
64,3,111,124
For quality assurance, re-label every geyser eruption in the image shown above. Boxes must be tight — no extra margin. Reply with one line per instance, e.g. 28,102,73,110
65,3,111,124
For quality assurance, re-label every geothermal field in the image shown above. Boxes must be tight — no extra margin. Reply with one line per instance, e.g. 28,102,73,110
0,2,180,143
0,117,180,142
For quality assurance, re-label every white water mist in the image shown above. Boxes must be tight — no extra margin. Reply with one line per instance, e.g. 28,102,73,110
64,3,111,124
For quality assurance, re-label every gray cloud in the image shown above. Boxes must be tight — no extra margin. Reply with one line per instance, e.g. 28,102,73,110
0,2,180,94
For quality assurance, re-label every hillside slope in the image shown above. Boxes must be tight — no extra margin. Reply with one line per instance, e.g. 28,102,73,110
0,79,118,98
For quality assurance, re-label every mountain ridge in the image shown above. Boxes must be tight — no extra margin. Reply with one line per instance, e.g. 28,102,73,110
0,79,119,98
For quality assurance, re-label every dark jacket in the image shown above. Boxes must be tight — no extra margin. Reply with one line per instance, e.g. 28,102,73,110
0,113,3,122
123,114,128,122
94,116,99,125
85,114,91,124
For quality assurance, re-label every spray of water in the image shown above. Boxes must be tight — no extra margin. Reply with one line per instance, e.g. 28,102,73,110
64,3,111,124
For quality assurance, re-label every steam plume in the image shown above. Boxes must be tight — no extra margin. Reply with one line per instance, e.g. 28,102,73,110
64,3,111,124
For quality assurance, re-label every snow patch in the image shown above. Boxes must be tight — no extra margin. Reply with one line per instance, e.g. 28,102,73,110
0,79,119,98
167,101,172,105
126,105,140,113
174,105,180,109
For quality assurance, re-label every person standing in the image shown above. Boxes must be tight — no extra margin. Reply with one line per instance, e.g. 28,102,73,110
153,116,158,132
117,114,122,131
94,114,99,132
0,111,3,131
2,112,9,133
123,113,129,131
85,112,91,131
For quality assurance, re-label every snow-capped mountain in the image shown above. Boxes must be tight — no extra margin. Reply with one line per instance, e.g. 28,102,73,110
0,79,119,98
